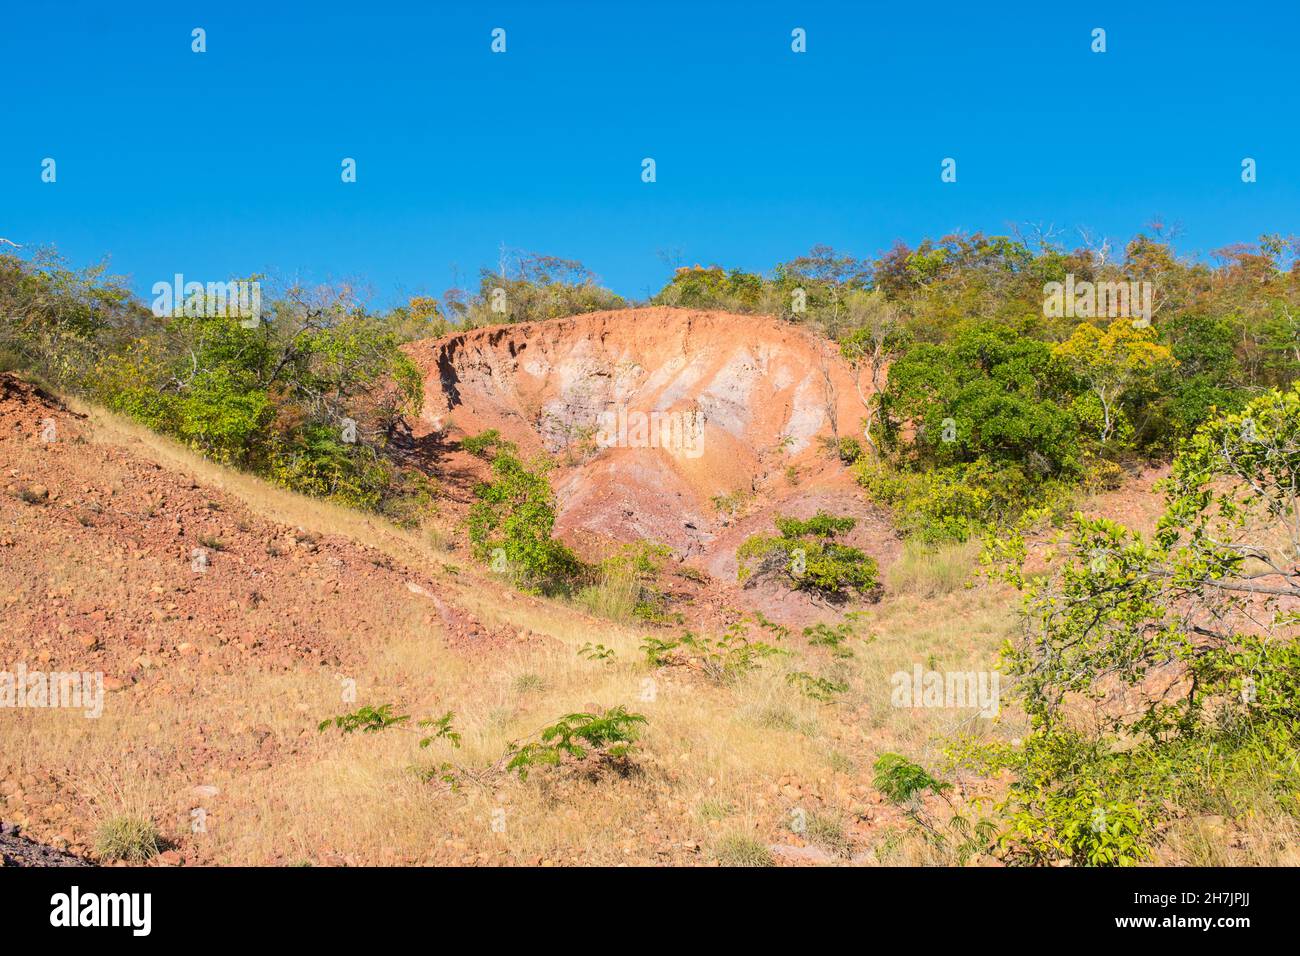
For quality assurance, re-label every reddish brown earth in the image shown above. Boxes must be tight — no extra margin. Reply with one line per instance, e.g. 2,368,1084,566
405,307,897,624
0,374,534,682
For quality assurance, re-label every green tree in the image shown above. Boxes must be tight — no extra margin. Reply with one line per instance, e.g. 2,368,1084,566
838,291,909,456
1052,319,1176,451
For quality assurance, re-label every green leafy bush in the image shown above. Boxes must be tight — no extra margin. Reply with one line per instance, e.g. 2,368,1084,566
874,754,996,865
85,283,425,513
803,621,865,658
467,451,583,593
461,428,516,459
681,623,785,683
454,252,624,328
786,670,849,703
319,704,461,750
737,511,878,601
640,620,784,683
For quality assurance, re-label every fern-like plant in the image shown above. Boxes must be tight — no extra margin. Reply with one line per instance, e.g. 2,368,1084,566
506,706,648,779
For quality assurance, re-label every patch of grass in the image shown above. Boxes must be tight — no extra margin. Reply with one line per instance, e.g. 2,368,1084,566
94,815,162,863
825,749,856,773
14,485,47,504
696,799,732,822
710,487,754,519
714,832,774,867
805,811,852,859
512,673,547,695
748,703,818,737
573,561,641,622
677,565,709,584
573,544,673,624
885,539,979,598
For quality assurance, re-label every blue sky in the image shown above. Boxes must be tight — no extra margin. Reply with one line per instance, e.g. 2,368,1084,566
2,1,1297,308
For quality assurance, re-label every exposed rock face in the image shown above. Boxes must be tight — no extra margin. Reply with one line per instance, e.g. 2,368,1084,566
406,307,872,558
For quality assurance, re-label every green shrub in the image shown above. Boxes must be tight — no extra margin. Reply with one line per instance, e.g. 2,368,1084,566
786,670,849,702
681,622,785,683
803,621,864,658
461,428,516,459
640,635,682,667
973,386,1300,865
455,253,624,329
873,754,996,865
640,620,784,683
318,703,409,734
318,704,461,750
577,642,616,663
85,286,423,513
878,322,1082,474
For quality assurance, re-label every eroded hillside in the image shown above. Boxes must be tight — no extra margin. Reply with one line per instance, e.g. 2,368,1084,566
405,307,898,619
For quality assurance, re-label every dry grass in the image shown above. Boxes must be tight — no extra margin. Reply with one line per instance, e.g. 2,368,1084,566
572,561,642,623
7,581,1005,864
885,539,981,599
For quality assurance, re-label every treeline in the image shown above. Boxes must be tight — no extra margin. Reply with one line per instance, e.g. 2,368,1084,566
5,230,1299,535
388,250,625,334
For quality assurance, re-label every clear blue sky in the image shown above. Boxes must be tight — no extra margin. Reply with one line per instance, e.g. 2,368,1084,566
3,1,1297,308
